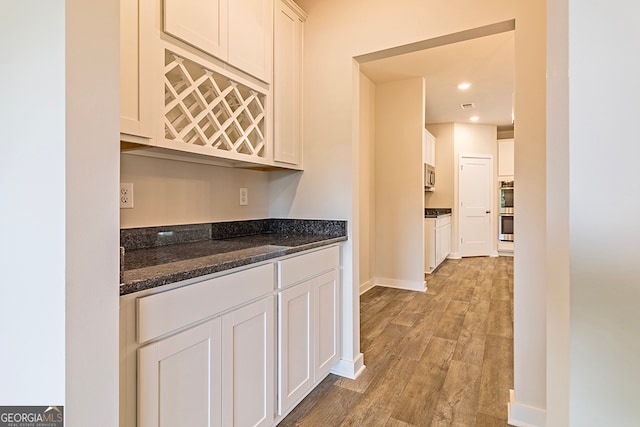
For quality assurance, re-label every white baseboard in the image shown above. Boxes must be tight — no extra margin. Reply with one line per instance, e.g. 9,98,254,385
331,353,365,379
490,250,499,257
360,279,375,295
448,252,462,259
508,389,546,427
374,277,426,292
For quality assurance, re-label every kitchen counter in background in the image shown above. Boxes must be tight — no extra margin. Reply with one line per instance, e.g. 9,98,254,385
425,208,452,218
120,219,347,295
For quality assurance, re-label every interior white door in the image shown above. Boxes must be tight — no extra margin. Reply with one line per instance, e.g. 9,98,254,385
459,155,493,257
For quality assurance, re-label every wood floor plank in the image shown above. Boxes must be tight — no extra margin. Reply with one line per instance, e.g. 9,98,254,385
391,337,457,426
477,335,513,420
431,360,482,426
434,300,469,341
453,311,489,366
485,299,513,338
474,412,511,427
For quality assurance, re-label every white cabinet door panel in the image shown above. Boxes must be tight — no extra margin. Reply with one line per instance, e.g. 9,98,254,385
138,319,222,427
314,270,339,379
228,0,273,82
274,0,303,165
222,297,274,427
164,0,228,60
278,282,313,414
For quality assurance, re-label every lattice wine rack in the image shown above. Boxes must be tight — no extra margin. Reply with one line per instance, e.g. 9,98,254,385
163,50,266,159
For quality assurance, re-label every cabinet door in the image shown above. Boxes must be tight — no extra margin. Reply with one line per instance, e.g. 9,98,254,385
425,219,436,272
423,129,436,167
278,282,313,415
222,297,274,427
273,0,304,165
120,0,153,139
138,319,222,427
435,225,443,267
164,0,229,60
314,270,339,379
498,139,515,176
228,0,273,82
441,223,451,261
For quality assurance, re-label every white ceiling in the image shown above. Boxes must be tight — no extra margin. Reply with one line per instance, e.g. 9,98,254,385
358,31,515,128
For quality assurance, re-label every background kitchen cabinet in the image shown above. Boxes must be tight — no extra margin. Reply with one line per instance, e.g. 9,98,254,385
277,246,340,417
423,128,436,167
498,138,515,177
425,215,451,274
163,0,273,83
273,0,306,167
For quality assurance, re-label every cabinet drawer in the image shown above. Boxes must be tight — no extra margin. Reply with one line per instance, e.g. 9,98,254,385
436,215,451,227
278,246,339,289
137,263,274,343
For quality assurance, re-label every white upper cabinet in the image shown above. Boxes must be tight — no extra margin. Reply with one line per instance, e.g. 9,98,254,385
423,129,436,167
273,0,306,167
498,138,515,177
163,0,273,83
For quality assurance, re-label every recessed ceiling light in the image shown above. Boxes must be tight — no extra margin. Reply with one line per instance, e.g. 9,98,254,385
458,82,471,90
470,116,479,122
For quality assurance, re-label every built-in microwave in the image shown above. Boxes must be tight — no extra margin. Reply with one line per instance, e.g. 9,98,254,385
425,164,435,191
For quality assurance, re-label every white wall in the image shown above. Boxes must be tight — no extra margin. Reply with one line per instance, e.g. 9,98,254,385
545,1,569,425
65,0,120,424
0,0,120,424
374,78,425,291
120,154,270,228
509,1,548,425
358,75,376,292
1,1,66,405
565,2,640,425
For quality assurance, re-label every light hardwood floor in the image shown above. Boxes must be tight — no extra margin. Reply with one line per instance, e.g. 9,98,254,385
278,256,514,427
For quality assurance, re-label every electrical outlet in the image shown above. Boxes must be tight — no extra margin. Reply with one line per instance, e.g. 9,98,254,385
120,183,134,209
239,187,248,206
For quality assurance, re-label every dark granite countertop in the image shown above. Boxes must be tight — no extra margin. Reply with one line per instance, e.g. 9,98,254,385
120,219,347,296
425,208,452,218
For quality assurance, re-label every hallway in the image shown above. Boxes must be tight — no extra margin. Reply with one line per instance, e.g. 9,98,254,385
279,256,514,426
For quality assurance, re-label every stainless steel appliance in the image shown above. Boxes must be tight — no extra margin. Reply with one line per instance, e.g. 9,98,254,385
425,164,435,190
498,180,514,242
499,180,514,214
499,213,514,242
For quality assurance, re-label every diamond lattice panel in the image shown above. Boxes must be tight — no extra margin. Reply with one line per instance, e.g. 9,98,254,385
164,50,266,158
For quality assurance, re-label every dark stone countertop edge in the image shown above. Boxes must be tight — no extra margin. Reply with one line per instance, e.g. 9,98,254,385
424,208,452,218
119,236,347,296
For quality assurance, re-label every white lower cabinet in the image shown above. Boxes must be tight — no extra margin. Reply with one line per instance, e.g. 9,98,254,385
122,245,341,427
138,296,274,427
277,247,340,417
425,215,451,274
